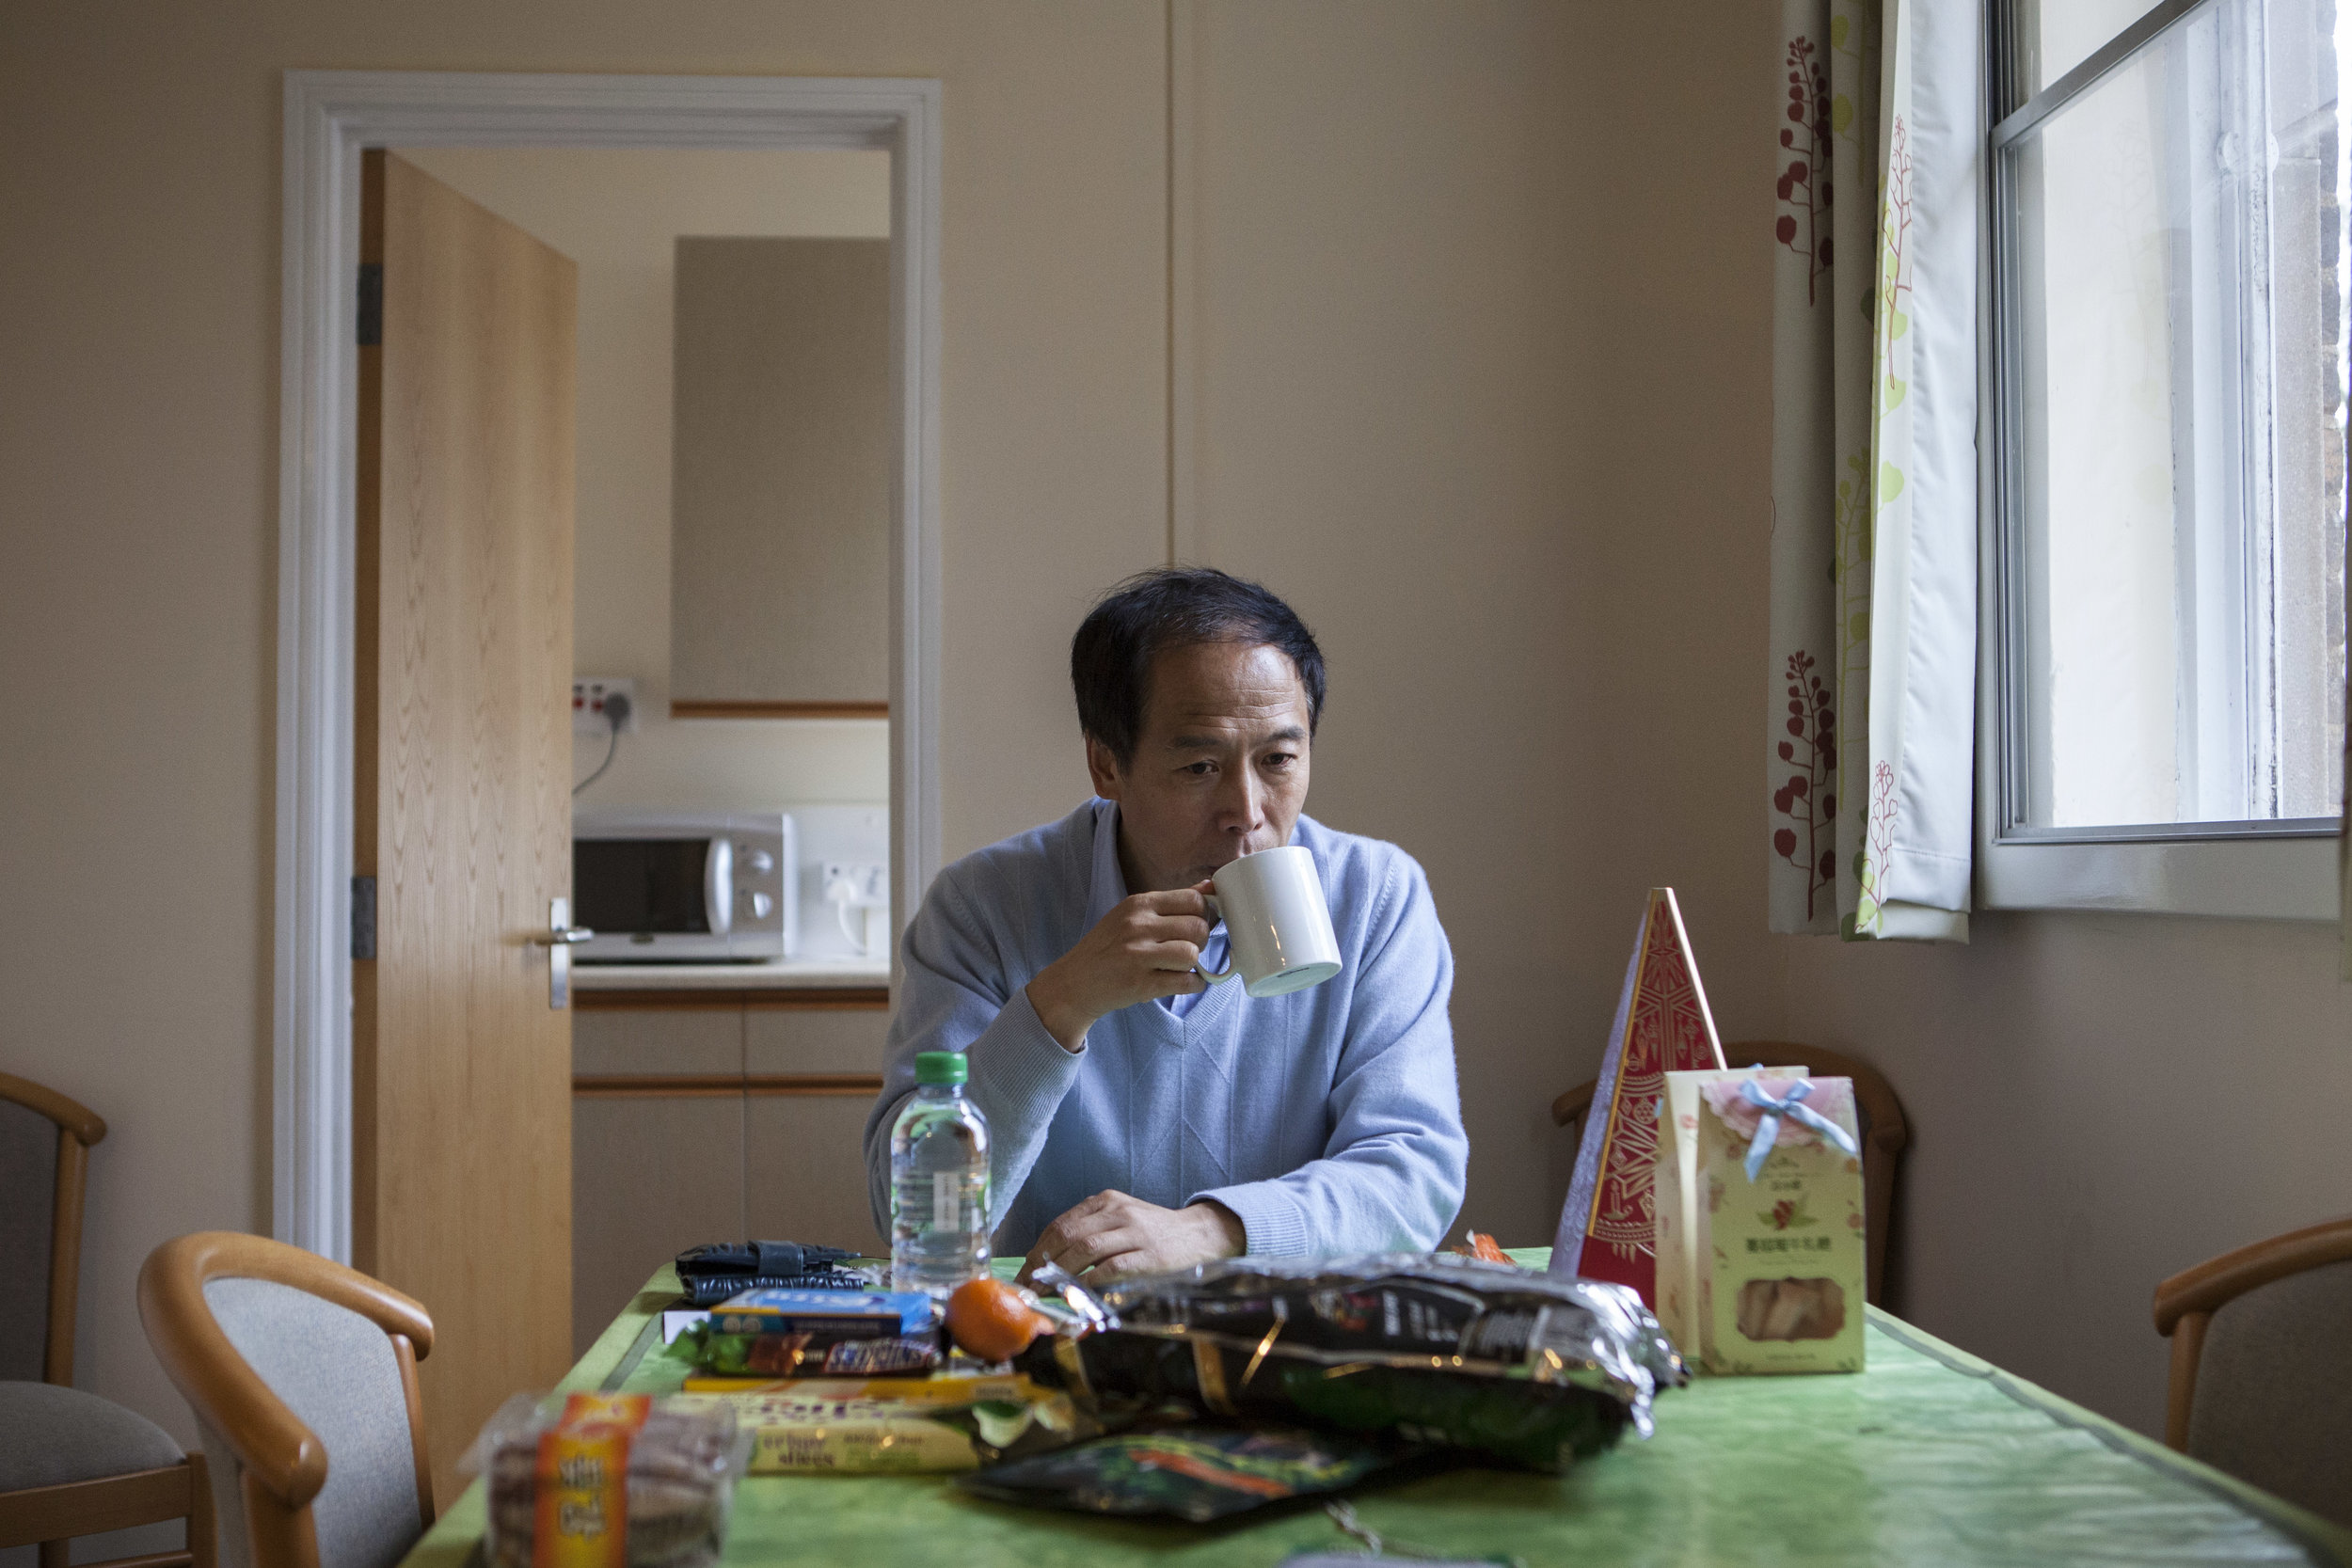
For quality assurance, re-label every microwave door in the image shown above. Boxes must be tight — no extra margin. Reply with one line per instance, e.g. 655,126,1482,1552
573,836,730,962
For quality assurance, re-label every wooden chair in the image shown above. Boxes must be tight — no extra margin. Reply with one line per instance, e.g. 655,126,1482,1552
0,1072,213,1568
1551,1040,1911,1307
138,1233,436,1568
2153,1214,2352,1526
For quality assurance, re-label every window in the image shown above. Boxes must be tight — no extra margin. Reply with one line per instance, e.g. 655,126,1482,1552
1991,0,2347,849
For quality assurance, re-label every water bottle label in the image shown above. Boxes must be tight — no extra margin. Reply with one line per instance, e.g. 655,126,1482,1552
933,1170,959,1232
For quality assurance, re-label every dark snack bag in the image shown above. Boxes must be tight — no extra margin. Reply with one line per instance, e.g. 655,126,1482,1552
1017,1254,1686,1473
674,1241,866,1307
958,1423,1416,1523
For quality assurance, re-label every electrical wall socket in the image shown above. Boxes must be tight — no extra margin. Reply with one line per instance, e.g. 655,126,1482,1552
571,677,639,734
821,862,888,907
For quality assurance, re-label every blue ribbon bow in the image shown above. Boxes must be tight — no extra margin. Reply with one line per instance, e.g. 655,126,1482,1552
1737,1078,1860,1180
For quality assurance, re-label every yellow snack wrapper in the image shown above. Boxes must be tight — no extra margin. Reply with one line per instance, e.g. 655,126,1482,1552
697,1385,1076,1475
676,1371,1040,1404
1655,1069,1866,1374
736,1398,984,1474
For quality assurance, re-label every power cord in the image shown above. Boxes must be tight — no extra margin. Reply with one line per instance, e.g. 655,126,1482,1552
572,690,631,797
829,873,873,955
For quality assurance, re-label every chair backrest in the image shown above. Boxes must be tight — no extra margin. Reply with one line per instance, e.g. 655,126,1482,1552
1550,1039,1911,1307
2153,1215,2352,1527
138,1233,437,1568
0,1070,108,1385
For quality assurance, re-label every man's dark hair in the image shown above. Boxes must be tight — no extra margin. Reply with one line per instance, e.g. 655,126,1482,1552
1071,567,1327,765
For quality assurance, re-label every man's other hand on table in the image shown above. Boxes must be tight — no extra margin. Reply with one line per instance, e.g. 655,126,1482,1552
1017,1190,1245,1283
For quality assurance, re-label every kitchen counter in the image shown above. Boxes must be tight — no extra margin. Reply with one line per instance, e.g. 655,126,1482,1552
572,957,890,991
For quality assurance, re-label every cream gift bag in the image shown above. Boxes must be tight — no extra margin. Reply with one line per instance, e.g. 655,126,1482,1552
1655,1069,1865,1374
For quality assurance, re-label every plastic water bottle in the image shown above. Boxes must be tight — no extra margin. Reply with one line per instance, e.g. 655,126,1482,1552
890,1051,992,1298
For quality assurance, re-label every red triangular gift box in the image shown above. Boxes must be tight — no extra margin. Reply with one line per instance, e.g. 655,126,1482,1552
1549,887,1726,1305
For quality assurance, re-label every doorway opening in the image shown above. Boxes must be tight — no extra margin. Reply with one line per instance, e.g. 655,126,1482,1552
277,72,939,1266
383,142,904,1354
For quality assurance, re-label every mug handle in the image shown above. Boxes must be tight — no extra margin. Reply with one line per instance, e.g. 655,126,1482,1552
1196,892,1236,983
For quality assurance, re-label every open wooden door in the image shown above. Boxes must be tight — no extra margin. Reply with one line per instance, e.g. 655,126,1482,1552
353,150,577,1506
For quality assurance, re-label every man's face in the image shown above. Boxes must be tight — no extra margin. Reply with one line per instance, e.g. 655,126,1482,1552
1088,640,1313,894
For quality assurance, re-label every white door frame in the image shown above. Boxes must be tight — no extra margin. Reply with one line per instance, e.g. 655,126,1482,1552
276,71,943,1262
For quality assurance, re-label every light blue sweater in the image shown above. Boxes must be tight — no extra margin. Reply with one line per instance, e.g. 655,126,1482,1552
862,800,1469,1256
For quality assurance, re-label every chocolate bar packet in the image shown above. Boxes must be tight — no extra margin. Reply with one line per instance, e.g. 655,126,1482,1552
668,1323,940,1379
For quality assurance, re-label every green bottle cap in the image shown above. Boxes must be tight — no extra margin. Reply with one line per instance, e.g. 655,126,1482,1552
914,1051,968,1086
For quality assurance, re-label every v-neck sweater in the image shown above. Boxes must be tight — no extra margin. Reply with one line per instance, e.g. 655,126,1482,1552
862,800,1468,1256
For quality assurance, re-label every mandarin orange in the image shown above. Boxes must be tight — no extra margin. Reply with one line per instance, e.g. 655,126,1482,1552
945,1276,1053,1361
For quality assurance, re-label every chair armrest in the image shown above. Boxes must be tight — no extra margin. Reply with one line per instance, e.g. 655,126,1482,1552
2153,1213,2352,1336
1550,1081,1597,1128
0,1071,106,1145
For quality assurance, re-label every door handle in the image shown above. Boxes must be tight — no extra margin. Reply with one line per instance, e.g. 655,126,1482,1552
534,897,595,1009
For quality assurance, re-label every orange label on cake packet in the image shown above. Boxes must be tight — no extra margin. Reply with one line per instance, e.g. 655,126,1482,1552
532,1395,650,1568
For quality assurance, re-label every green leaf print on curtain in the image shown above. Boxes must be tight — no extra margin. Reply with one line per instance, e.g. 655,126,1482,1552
1768,0,1977,942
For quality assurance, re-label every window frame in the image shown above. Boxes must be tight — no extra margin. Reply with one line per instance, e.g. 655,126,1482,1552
1979,0,2344,920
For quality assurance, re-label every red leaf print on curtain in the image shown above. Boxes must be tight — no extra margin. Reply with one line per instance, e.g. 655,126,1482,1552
1777,34,1833,304
1772,650,1837,921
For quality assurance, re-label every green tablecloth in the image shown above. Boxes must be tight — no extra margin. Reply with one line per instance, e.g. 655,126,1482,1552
401,1254,2351,1567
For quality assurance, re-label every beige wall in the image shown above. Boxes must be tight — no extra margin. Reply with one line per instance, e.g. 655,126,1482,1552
1786,917,2352,1435
2,0,2344,1481
0,0,1162,1460
1189,0,1784,1253
397,147,894,813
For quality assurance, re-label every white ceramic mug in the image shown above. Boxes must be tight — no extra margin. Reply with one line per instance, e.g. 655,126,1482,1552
1198,845,1343,999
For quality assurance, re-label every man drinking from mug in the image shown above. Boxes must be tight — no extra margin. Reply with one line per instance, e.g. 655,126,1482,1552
862,568,1468,1280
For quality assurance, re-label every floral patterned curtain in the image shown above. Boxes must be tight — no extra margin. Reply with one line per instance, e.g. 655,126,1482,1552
1768,0,1979,941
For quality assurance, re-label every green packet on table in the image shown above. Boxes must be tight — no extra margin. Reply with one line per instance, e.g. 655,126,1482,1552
667,1322,941,1379
665,1287,943,1379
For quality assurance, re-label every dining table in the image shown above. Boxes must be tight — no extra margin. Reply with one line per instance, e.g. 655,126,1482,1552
395,1251,2352,1567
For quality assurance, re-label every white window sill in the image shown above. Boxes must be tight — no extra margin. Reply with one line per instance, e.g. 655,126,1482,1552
1976,830,2341,920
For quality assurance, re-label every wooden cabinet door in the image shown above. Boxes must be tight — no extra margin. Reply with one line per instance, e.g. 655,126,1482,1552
571,1091,745,1360
352,150,577,1505
744,1002,889,1076
746,1094,886,1256
670,238,891,716
575,1006,744,1079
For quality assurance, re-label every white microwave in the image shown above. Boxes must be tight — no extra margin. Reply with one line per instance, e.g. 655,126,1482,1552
571,811,795,963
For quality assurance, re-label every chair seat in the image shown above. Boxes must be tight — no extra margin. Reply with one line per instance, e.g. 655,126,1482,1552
0,1382,184,1492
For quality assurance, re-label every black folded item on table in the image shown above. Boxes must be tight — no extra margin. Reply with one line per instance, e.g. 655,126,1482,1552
958,1422,1424,1523
674,1241,867,1306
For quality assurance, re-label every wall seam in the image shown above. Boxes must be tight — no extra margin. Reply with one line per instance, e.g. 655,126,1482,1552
1167,0,1200,566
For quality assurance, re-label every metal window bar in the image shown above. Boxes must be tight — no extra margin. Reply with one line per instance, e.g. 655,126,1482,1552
1988,0,2345,840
